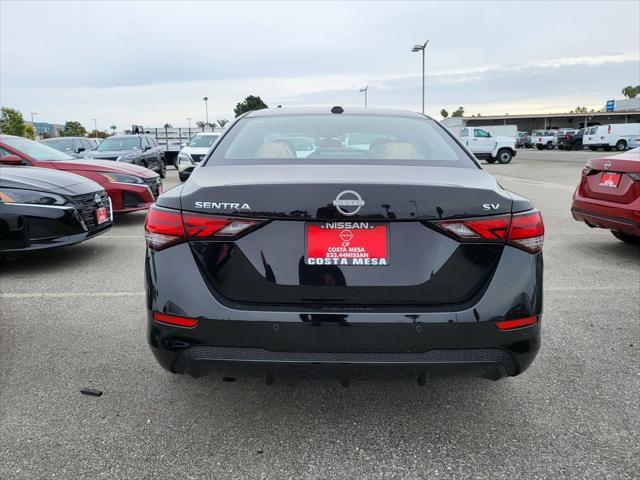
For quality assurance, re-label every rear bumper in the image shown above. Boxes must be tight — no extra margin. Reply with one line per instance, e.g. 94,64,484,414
145,243,543,378
572,192,640,236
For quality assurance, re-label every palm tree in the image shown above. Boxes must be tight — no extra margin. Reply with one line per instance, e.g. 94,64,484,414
110,125,117,135
621,85,640,99
216,119,229,128
195,120,206,128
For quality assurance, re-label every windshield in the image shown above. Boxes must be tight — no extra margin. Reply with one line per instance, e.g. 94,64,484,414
209,114,473,167
2,136,73,161
42,138,75,152
189,134,219,148
98,137,141,151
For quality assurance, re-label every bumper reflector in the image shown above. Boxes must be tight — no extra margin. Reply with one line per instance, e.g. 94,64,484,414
496,316,538,331
153,312,199,328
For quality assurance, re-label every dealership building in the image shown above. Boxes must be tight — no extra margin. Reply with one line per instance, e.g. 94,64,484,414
445,98,640,132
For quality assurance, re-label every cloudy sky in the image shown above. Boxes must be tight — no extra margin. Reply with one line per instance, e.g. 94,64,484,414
1,0,639,130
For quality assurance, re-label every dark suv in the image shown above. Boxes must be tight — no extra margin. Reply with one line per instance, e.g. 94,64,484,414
84,135,166,178
557,129,584,150
40,137,96,158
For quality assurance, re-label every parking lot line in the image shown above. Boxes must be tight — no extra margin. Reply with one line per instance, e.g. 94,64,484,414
0,292,145,298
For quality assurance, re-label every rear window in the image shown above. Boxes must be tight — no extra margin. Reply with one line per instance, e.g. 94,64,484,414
207,114,474,167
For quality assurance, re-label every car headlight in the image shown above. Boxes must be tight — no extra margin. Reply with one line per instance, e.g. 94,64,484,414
178,152,193,163
100,172,145,184
0,188,67,205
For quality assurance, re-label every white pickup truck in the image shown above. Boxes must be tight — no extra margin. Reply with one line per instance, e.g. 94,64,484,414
458,127,517,164
532,130,557,150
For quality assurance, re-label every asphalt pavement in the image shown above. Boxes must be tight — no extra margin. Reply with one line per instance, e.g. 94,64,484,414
1,149,638,479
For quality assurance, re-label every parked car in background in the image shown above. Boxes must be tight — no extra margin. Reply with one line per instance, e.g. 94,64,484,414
0,165,112,254
583,123,640,151
533,130,557,150
556,129,584,150
516,131,532,149
571,148,640,244
87,138,103,149
40,137,96,158
176,132,220,181
458,127,516,163
84,135,166,178
145,107,544,381
0,135,162,214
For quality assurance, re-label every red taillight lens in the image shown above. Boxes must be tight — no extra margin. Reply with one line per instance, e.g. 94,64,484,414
145,206,264,250
144,207,185,250
496,316,538,331
153,312,198,328
435,210,544,253
508,211,544,253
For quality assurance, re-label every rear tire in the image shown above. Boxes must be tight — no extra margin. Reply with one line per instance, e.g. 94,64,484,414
536,145,544,150
485,158,497,164
615,140,627,151
546,142,554,150
612,231,640,245
496,149,513,164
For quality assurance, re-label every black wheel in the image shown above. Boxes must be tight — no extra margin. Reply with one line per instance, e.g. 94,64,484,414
615,140,627,151
140,161,148,169
546,142,554,150
574,142,582,150
536,145,544,150
612,231,640,245
485,158,497,164
496,149,513,164
159,161,166,179
178,171,190,182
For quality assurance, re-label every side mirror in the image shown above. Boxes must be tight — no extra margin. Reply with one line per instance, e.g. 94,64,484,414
77,147,85,153
0,155,24,165
144,145,151,151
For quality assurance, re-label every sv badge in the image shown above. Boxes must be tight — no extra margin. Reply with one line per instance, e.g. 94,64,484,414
482,203,501,211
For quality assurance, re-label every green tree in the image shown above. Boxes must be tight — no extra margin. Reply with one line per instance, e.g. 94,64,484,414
59,121,87,137
217,119,229,128
573,106,588,113
23,124,36,140
234,95,268,117
621,85,640,99
0,107,27,136
440,109,448,118
451,106,465,117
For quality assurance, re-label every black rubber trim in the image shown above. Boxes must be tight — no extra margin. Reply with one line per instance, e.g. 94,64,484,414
173,346,518,376
571,208,640,228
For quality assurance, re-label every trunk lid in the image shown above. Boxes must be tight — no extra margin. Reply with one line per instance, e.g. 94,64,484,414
580,154,640,204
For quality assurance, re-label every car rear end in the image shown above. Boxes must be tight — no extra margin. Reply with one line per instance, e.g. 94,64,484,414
572,150,640,239
144,109,544,381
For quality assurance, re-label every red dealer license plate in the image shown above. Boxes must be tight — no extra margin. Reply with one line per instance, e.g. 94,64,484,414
599,172,621,188
96,207,109,224
305,222,389,266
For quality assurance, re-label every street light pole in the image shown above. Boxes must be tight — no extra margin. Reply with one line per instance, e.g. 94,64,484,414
411,40,429,114
91,118,98,137
186,117,192,137
359,86,368,108
30,112,38,124
202,97,209,126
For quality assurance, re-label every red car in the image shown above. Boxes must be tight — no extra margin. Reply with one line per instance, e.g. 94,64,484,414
572,148,640,244
0,135,162,213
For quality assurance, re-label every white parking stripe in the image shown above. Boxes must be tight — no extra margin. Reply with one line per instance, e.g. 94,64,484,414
0,292,145,298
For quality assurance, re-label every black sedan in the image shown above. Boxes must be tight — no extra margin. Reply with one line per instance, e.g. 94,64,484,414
144,107,544,383
84,135,166,178
0,165,113,253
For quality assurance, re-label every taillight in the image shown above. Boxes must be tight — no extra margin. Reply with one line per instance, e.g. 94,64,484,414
628,173,640,181
144,207,185,250
607,125,611,135
435,210,544,253
144,205,264,251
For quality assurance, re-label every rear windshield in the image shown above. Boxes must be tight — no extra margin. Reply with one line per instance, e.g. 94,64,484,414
206,114,475,167
42,138,75,152
98,137,141,151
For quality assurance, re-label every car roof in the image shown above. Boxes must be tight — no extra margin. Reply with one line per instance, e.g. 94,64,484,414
244,106,430,119
194,132,219,136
